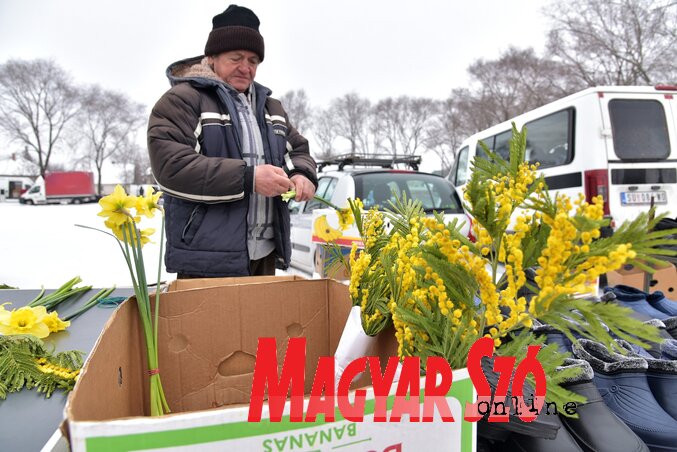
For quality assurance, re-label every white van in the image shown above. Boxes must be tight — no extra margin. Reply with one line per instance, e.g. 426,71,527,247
449,85,677,229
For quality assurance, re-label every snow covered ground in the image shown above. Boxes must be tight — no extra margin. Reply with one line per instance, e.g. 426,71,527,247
0,199,309,289
0,199,174,289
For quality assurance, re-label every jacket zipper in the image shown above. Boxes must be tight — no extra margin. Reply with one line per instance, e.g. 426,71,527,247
182,205,201,241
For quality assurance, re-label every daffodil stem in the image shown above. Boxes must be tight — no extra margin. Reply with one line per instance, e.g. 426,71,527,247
28,276,89,310
62,286,116,321
284,190,341,211
153,216,164,360
312,195,341,211
28,288,46,306
122,218,169,416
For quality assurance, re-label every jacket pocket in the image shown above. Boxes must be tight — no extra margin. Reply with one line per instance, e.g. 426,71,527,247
181,204,207,245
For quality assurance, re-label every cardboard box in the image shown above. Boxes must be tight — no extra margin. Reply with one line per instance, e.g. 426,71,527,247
166,274,306,292
66,278,476,451
606,262,677,295
311,207,362,281
316,246,352,280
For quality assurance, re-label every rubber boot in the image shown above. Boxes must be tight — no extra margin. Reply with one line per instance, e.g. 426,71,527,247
617,339,677,423
505,415,584,452
573,339,677,451
603,285,670,320
646,291,677,317
557,358,648,452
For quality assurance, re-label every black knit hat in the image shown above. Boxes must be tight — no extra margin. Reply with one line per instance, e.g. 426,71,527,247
204,5,265,61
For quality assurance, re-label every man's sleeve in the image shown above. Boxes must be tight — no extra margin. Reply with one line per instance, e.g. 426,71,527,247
147,86,254,203
281,115,318,189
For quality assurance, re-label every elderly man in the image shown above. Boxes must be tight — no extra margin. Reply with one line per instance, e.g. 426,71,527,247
148,4,317,278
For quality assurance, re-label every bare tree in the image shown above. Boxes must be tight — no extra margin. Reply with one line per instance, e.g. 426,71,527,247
0,59,80,177
372,97,399,156
331,93,372,156
79,85,146,195
466,47,578,125
425,96,475,177
545,0,677,85
278,89,312,134
312,108,339,161
373,96,438,157
115,141,149,186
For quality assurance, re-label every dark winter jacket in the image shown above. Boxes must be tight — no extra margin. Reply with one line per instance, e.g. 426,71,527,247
147,56,317,276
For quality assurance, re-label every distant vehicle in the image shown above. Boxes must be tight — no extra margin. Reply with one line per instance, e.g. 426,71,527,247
20,171,98,205
449,85,677,230
289,155,472,275
0,175,34,199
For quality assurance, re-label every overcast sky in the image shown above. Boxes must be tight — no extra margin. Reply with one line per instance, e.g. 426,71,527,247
0,0,550,113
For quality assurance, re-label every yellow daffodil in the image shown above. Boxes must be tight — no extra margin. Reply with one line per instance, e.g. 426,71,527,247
0,303,10,324
98,185,138,226
313,215,343,242
0,305,50,338
136,186,163,219
137,228,156,247
42,311,71,333
105,220,155,247
337,208,354,231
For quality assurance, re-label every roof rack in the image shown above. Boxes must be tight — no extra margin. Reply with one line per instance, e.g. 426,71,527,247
317,154,421,172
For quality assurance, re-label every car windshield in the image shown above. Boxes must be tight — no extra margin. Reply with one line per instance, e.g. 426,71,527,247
353,172,464,214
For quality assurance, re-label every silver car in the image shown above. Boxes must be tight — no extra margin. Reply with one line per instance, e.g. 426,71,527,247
289,162,472,276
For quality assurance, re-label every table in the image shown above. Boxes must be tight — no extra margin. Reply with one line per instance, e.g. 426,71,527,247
0,288,133,452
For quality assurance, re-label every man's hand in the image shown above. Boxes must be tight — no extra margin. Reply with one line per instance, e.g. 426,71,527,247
254,164,293,197
290,174,315,201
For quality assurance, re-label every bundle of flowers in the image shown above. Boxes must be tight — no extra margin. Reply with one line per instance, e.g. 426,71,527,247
82,185,170,416
343,125,677,407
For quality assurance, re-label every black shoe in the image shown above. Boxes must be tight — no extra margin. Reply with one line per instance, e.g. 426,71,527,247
663,317,677,340
532,323,574,354
477,356,561,440
505,415,584,452
617,339,677,423
573,339,677,451
557,358,649,452
661,339,677,360
604,285,671,320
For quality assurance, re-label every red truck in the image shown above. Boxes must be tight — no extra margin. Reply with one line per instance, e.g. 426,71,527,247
19,171,98,205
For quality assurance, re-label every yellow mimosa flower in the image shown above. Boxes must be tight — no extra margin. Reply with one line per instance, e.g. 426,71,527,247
98,185,137,226
42,311,71,333
0,305,50,338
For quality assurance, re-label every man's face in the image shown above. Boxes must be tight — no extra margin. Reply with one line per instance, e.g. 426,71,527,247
209,50,260,92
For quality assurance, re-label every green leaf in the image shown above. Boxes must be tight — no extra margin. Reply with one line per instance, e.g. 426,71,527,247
0,335,83,400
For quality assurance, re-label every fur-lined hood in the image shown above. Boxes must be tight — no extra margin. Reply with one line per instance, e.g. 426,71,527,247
164,55,271,96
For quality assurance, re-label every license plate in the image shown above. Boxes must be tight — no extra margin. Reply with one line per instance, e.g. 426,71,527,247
620,191,667,205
